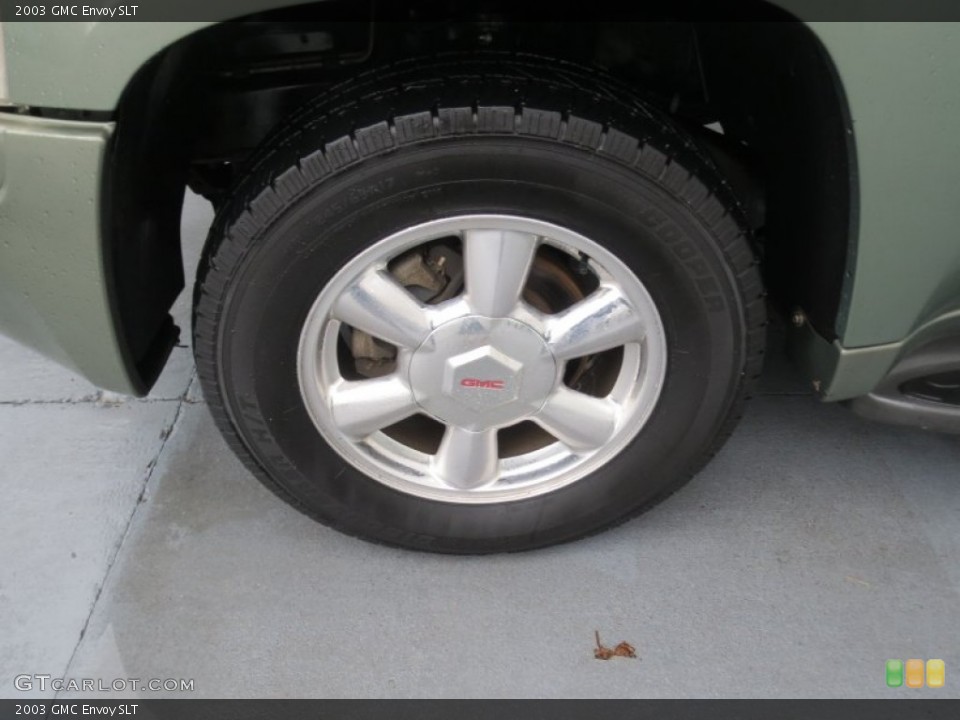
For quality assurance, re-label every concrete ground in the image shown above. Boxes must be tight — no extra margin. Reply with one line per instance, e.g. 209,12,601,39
2,193,958,699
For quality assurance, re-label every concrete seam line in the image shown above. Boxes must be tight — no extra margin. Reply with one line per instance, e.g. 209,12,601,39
53,371,196,696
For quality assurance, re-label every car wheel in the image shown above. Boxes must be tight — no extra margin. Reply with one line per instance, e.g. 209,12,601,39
193,56,765,553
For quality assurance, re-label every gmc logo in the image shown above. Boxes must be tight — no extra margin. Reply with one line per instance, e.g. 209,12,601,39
460,378,506,389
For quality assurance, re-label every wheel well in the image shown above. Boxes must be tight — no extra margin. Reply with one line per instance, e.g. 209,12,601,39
106,0,854,390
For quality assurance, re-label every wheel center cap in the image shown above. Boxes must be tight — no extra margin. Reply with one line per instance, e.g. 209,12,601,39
408,316,558,431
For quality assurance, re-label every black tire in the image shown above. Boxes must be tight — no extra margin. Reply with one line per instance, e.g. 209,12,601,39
193,55,765,554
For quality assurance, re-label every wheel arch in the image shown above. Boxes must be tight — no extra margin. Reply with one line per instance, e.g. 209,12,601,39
100,0,856,392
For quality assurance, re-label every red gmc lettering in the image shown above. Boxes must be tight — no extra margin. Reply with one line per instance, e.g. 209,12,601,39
460,378,506,389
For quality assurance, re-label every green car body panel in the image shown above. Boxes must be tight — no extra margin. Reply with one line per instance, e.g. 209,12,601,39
1,13,960,404
0,113,139,392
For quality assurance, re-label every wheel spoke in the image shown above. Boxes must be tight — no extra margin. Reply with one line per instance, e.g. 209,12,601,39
534,386,619,451
544,284,644,360
432,426,500,490
332,269,432,349
463,229,539,317
329,375,417,439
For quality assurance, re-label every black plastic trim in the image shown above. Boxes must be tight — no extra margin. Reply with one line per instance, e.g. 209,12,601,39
100,53,190,395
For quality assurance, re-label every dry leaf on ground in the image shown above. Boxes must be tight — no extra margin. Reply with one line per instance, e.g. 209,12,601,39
594,630,637,660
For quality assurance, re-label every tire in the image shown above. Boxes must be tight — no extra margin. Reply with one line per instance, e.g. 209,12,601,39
193,55,765,554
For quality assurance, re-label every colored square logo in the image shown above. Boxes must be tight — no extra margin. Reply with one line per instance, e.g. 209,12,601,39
927,659,945,688
905,659,925,688
886,659,904,687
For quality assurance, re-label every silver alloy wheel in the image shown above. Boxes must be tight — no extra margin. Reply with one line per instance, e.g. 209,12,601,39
297,215,667,503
